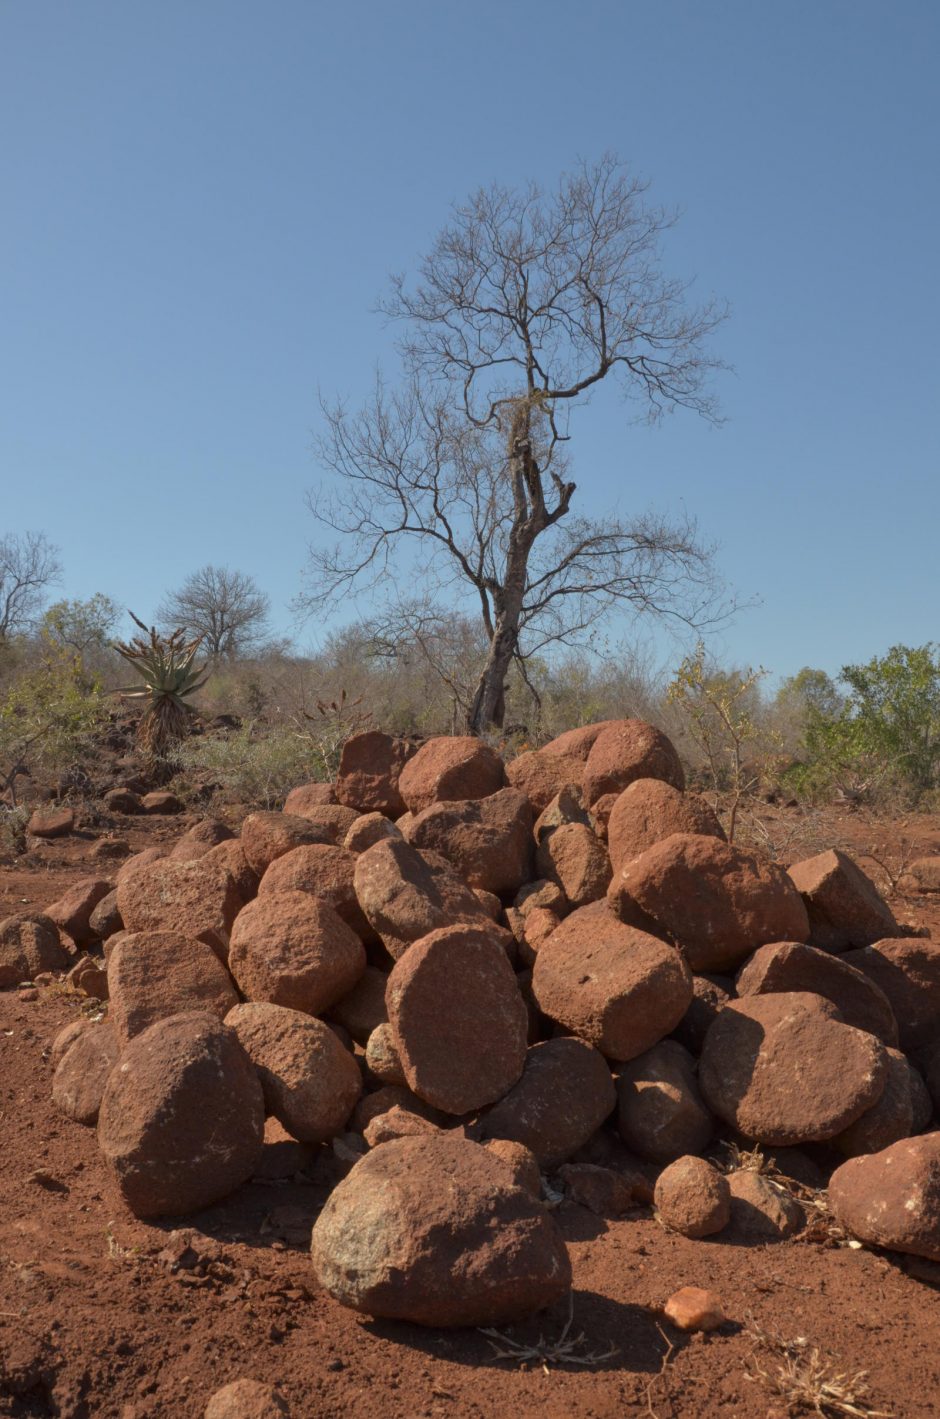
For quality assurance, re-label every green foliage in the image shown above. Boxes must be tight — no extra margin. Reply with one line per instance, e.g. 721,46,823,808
667,642,772,841
114,614,209,759
176,722,328,810
41,594,121,658
785,644,940,803
0,646,107,801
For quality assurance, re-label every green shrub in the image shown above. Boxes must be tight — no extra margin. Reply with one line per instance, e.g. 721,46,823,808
0,648,107,802
176,722,329,809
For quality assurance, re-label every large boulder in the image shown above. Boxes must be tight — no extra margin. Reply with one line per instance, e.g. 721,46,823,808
258,843,371,939
228,891,365,1015
842,939,940,1053
833,1048,921,1157
735,941,899,1045
283,782,337,814
787,849,901,952
45,878,114,948
829,1134,940,1261
386,925,528,1114
505,750,585,813
52,1023,120,1124
343,813,403,854
616,1040,714,1163
226,1002,361,1143
353,838,498,960
97,1012,264,1218
201,839,260,905
581,720,684,807
540,721,619,762
404,788,533,897
310,1135,571,1326
699,991,887,1144
477,1038,615,1167
535,823,610,907
107,931,239,1047
531,901,692,1061
116,857,241,961
240,812,333,876
0,913,69,987
169,819,235,861
335,731,417,817
615,833,810,972
397,736,505,815
606,778,725,875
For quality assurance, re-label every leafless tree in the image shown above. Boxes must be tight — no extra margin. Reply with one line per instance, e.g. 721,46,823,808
301,155,730,733
0,532,62,642
158,565,271,660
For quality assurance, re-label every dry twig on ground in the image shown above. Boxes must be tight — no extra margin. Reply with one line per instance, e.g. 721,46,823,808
479,1292,618,1373
744,1317,892,1417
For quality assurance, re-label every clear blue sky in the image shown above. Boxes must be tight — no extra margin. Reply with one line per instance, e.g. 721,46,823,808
2,0,937,684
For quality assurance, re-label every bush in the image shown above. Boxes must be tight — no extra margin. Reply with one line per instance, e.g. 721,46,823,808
784,645,940,805
176,723,329,809
0,648,108,803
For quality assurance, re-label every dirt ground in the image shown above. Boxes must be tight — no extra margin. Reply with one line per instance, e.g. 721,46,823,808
2,805,940,1419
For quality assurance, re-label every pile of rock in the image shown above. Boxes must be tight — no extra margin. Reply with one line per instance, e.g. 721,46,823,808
20,720,940,1327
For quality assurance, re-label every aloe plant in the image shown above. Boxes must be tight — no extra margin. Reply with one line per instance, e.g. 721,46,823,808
114,612,209,759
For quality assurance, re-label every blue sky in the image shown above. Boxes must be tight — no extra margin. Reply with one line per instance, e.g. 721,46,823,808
2,0,937,685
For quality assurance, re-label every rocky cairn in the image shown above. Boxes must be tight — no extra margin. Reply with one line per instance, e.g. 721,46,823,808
24,719,940,1330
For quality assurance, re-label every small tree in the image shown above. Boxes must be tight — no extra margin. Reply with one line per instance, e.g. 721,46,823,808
788,644,940,803
158,566,271,660
667,642,770,842
301,155,729,734
0,532,62,642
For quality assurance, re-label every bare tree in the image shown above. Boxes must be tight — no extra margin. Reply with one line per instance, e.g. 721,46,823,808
301,155,730,733
158,565,271,660
0,531,62,641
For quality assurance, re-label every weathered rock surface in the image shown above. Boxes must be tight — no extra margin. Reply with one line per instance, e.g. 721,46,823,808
203,1378,290,1419
169,819,236,862
108,931,239,1046
699,992,887,1144
46,878,114,948
353,838,497,960
654,1156,730,1238
259,843,371,938
0,913,69,987
386,925,528,1114
828,1134,940,1260
27,807,74,839
343,813,402,854
788,849,901,952
505,750,585,813
535,823,611,908
97,1012,264,1218
616,833,810,972
582,720,685,806
52,1023,120,1125
557,1163,638,1217
404,788,534,897
116,857,241,960
834,1047,919,1157
735,940,899,1045
476,1037,616,1167
540,721,619,762
226,1002,361,1143
335,730,417,817
616,1040,713,1162
842,938,940,1052
726,1170,805,1241
201,839,260,905
531,901,692,1061
88,890,123,942
310,1135,571,1326
398,736,505,815
228,892,365,1016
606,778,725,875
240,812,334,876
365,1022,407,1086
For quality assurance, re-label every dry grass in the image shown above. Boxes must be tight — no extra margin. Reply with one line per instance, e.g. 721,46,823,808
744,1317,892,1417
480,1292,618,1373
